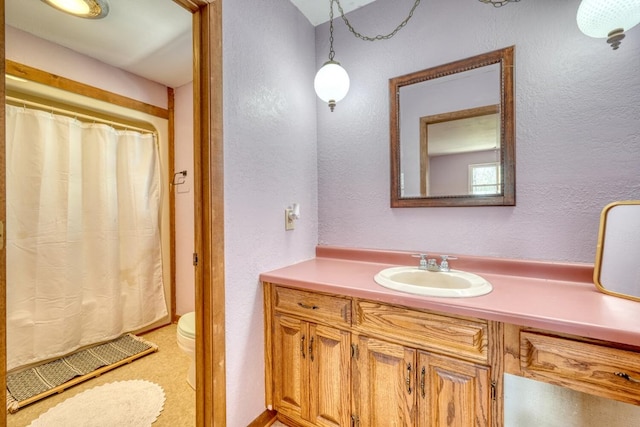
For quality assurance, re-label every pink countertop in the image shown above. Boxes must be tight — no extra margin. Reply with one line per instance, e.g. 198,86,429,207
260,246,640,347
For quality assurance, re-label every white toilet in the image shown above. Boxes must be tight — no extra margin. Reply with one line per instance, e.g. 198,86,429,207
177,311,196,390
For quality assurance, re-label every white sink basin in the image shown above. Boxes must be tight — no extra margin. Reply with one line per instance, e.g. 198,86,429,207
374,267,493,298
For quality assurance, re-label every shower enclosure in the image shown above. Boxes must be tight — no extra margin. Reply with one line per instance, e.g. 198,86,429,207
5,104,168,371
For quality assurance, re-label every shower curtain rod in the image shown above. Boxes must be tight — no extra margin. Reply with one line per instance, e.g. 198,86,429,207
6,95,157,135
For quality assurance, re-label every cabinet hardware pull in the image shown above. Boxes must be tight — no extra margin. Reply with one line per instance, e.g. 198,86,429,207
491,381,497,400
420,366,426,398
301,335,306,359
309,336,315,362
351,415,360,427
351,344,359,359
615,372,640,383
406,363,412,394
298,302,319,310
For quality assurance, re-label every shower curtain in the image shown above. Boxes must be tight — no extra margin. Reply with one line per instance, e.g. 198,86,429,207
5,104,168,371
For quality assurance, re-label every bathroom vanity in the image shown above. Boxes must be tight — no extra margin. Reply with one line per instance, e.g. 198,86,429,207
261,246,640,427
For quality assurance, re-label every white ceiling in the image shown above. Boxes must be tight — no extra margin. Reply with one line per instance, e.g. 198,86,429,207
290,0,378,26
6,0,193,88
6,0,376,88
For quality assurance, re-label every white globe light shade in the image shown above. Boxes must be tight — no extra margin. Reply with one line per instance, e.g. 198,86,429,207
577,0,640,38
314,61,350,109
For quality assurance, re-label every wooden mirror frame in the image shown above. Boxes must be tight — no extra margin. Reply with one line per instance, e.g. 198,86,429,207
593,200,640,303
390,46,515,207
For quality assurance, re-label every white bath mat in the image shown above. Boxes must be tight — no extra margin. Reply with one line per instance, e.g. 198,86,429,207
27,380,165,427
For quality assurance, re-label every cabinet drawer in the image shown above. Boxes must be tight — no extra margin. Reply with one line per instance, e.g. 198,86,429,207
355,300,489,363
273,286,351,327
520,332,640,405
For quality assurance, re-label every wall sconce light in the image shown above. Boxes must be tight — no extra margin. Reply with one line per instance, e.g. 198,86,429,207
41,0,110,19
314,0,421,112
577,0,640,50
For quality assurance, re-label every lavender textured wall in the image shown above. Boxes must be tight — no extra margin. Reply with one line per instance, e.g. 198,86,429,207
6,27,168,108
316,0,640,263
222,1,318,425
173,82,195,315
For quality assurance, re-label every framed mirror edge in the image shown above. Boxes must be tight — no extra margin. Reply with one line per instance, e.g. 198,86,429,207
390,45,515,208
593,200,640,303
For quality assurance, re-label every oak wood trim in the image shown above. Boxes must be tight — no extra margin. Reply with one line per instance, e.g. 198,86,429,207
173,0,214,13
503,322,522,375
488,320,504,427
193,1,226,426
0,1,6,425
6,60,169,120
247,409,278,427
168,87,178,322
264,283,275,407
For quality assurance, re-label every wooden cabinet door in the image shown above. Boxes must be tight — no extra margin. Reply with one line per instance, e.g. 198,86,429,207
353,335,416,426
273,314,310,420
274,315,351,426
309,324,351,427
417,351,491,427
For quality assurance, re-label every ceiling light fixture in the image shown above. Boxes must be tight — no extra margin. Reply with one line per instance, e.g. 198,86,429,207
41,0,109,19
576,0,640,50
314,0,421,112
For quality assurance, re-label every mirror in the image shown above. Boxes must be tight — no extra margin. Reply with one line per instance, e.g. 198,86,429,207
594,201,640,302
390,46,515,207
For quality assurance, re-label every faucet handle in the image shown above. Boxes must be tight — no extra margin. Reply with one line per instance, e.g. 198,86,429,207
439,255,457,272
412,253,429,269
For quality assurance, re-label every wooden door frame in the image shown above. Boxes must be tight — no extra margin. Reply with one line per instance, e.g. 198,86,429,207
0,0,226,425
186,1,226,425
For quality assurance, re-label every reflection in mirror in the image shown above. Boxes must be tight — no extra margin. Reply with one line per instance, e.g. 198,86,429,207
594,201,640,302
417,104,500,197
390,46,515,207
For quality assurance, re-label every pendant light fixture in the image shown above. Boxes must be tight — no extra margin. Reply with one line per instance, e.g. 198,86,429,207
576,0,640,50
314,0,350,113
477,0,521,6
314,0,422,112
41,0,110,19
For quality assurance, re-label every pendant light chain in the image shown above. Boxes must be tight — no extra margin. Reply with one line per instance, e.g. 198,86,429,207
334,0,421,42
328,0,336,60
478,0,521,7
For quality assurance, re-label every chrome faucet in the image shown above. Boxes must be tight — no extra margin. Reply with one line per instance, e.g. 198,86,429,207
412,254,429,270
438,255,457,272
426,258,440,272
413,254,457,272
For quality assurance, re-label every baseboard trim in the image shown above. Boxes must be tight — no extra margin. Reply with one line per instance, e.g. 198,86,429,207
248,409,278,427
